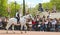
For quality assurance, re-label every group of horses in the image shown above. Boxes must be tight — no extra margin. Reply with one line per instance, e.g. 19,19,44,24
5,14,33,34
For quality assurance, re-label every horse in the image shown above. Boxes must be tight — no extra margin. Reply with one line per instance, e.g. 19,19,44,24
5,14,34,34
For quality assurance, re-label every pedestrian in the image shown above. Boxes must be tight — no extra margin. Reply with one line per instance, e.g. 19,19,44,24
44,19,48,31
47,18,52,31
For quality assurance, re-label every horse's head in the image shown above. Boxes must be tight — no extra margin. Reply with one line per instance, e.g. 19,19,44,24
25,14,34,20
19,13,23,18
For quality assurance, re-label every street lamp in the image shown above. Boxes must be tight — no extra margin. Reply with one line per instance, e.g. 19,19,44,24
23,0,25,16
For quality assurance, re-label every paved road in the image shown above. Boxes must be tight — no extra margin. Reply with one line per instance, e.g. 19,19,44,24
0,30,60,35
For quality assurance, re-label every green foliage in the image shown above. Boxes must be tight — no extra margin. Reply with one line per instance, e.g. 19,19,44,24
51,0,60,11
9,2,20,17
0,0,8,17
42,0,60,11
28,8,37,16
0,0,20,17
0,0,60,17
42,3,53,10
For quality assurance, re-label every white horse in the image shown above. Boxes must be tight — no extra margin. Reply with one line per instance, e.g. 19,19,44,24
5,14,33,33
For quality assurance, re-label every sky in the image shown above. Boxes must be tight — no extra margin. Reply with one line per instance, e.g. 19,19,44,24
8,0,50,8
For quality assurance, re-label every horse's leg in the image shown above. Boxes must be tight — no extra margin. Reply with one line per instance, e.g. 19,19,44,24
12,24,15,33
20,24,23,34
24,24,27,33
6,22,12,33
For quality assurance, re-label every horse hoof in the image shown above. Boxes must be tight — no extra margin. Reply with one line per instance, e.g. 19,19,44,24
25,31,27,33
6,32,8,34
13,32,15,34
21,32,23,34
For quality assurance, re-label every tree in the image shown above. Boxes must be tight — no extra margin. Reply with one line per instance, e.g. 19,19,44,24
0,0,8,17
9,2,20,17
42,3,53,11
50,0,60,11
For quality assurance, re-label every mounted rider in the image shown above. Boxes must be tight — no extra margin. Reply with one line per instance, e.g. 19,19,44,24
15,10,20,24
